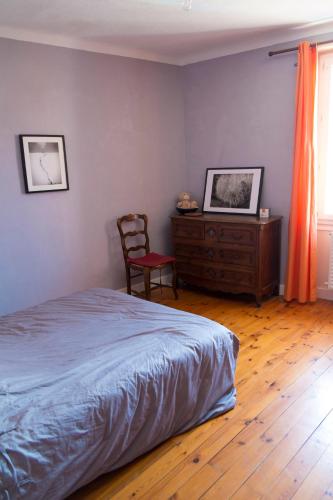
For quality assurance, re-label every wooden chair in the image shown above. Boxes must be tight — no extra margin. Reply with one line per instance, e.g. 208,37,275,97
117,213,178,301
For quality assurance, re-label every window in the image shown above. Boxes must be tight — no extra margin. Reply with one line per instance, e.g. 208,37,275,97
317,49,333,220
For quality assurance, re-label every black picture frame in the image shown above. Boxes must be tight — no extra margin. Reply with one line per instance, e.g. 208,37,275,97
19,135,69,193
202,166,264,216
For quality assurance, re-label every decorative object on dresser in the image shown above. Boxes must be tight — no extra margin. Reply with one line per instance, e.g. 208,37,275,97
171,213,282,306
19,135,69,193
176,192,199,214
260,208,271,218
117,213,178,300
203,167,264,215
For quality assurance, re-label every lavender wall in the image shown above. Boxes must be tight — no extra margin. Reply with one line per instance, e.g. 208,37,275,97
1,36,329,315
0,38,186,315
183,46,297,282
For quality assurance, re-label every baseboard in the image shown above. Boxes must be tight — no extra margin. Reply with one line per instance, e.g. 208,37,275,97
117,272,173,294
278,284,333,301
317,287,333,301
120,279,285,297
119,280,333,302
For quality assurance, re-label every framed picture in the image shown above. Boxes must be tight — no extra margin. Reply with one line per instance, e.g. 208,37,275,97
203,167,264,215
19,135,69,193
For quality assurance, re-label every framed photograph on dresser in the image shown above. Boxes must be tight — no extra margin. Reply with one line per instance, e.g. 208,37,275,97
19,135,69,193
203,166,264,215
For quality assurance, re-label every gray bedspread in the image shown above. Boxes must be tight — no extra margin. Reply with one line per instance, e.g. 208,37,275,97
0,288,239,499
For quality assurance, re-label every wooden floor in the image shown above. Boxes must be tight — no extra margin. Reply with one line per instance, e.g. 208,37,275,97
71,289,333,499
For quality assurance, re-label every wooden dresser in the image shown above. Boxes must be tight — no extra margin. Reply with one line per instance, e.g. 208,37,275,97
171,214,282,305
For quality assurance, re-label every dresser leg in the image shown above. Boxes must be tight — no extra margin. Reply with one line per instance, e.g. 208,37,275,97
255,293,262,307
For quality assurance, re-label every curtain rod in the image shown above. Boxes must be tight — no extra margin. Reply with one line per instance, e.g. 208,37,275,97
268,38,333,57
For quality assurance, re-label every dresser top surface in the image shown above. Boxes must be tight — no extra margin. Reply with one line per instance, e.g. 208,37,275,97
171,213,282,225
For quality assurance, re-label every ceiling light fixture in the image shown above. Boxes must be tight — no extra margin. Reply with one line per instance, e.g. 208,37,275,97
183,0,192,11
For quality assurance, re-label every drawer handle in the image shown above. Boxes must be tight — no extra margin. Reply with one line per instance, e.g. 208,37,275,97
207,228,216,237
207,249,214,258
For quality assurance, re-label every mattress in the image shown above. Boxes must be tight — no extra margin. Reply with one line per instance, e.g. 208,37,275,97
0,288,239,499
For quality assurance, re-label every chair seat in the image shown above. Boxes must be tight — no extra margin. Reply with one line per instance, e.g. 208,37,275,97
127,252,176,268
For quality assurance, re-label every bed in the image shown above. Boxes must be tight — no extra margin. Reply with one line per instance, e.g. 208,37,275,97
0,288,239,499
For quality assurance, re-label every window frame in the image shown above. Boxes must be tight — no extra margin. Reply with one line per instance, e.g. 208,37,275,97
317,49,333,225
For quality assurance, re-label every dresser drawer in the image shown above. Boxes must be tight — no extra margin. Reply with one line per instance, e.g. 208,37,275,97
177,258,256,287
202,264,256,287
173,221,204,240
205,223,257,246
176,259,203,277
217,247,256,267
175,243,256,267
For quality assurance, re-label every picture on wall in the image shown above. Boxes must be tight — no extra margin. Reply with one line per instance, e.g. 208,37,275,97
203,167,264,215
19,135,69,193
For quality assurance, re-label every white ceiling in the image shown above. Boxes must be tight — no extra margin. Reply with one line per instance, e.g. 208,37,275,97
0,0,333,65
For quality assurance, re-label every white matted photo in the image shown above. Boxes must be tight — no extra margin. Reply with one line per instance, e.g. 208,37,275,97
19,135,69,193
203,167,264,215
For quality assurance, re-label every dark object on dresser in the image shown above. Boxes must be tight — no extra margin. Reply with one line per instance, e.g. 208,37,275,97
171,214,282,306
176,207,198,215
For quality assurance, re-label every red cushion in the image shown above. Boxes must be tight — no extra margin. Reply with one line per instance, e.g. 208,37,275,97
127,252,175,268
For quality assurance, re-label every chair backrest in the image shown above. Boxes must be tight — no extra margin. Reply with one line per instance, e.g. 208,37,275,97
117,213,150,262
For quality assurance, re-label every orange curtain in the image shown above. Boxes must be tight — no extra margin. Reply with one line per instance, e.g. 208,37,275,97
284,42,318,303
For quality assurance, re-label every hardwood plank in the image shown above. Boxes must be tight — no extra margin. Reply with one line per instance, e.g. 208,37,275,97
141,348,333,500
264,410,333,500
169,354,333,498
178,363,333,500
292,440,333,499
232,410,333,499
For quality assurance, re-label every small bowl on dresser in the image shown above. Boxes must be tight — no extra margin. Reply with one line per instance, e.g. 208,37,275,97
176,207,198,215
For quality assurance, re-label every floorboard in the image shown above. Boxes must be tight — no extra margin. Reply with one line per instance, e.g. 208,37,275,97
70,289,333,499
